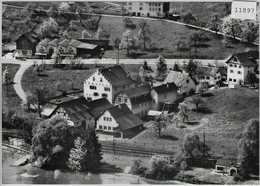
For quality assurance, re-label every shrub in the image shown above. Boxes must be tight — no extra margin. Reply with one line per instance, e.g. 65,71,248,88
188,88,195,95
124,17,136,29
130,159,147,176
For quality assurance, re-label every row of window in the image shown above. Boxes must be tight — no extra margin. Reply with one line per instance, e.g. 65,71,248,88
99,125,115,131
103,117,112,121
93,77,103,82
89,85,110,91
230,70,241,74
117,97,128,103
229,78,237,82
149,3,161,6
229,64,242,68
149,8,161,11
93,92,108,97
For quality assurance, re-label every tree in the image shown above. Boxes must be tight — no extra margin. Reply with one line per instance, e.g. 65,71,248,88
208,14,220,34
183,59,198,76
237,119,259,179
182,133,210,159
38,18,59,39
67,137,86,172
189,95,203,111
222,16,242,40
245,73,258,87
197,82,208,95
241,22,258,43
21,91,34,112
177,103,189,123
153,115,167,138
131,159,147,176
2,66,11,96
28,88,46,117
173,63,181,72
155,55,167,78
31,115,75,170
120,30,137,56
224,3,231,16
189,31,209,57
33,64,43,76
51,48,62,67
114,37,121,65
183,12,196,25
137,20,151,50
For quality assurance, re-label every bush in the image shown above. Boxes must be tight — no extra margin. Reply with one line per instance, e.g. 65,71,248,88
124,17,136,29
188,88,195,95
130,159,147,176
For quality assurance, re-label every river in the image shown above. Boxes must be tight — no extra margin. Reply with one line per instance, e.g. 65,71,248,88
2,149,186,184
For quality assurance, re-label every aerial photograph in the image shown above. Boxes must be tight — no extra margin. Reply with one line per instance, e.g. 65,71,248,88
2,1,259,184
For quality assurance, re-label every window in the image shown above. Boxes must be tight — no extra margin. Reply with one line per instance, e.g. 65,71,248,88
109,117,112,121
128,7,132,10
128,2,132,5
118,97,121,102
87,97,92,101
159,8,161,11
99,125,102,129
186,79,189,83
140,2,143,6
230,70,234,73
234,65,237,68
239,65,242,68
103,117,106,121
214,77,217,80
108,127,111,130
104,87,110,91
149,3,151,6
140,7,143,10
100,78,102,82
93,77,95,81
125,98,128,102
201,76,205,79
104,126,107,130
93,92,99,96
238,71,241,74
149,8,151,11
229,78,232,81
102,93,107,98
206,76,210,80
218,76,221,79
233,79,237,82
229,64,233,67
90,85,96,90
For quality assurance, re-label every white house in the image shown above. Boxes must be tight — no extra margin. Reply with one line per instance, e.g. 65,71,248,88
196,66,221,86
35,38,51,57
126,2,169,17
163,71,196,96
47,38,60,56
114,84,152,117
84,65,137,104
150,82,178,111
226,51,259,85
58,39,71,57
96,103,143,138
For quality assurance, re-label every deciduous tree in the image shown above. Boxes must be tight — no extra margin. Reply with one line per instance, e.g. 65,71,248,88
237,119,259,179
197,82,208,95
153,114,167,138
241,22,258,43
120,30,137,56
222,16,242,40
28,88,46,117
137,20,151,50
183,59,198,76
183,12,196,25
208,14,220,34
189,95,203,111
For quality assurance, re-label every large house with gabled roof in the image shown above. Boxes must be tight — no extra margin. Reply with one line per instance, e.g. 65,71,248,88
84,65,137,104
226,50,259,85
35,38,51,58
114,84,152,117
196,66,221,86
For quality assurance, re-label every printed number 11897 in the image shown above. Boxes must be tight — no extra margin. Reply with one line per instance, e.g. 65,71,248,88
231,1,257,20
235,7,254,13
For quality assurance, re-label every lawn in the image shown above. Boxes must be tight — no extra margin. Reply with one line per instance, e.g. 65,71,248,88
2,64,21,111
100,16,258,59
22,64,142,100
131,87,259,159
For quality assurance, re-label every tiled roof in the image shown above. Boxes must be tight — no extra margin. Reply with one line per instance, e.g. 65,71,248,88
107,104,143,131
58,97,93,123
68,39,82,47
86,98,114,118
15,30,39,43
227,50,259,67
152,82,178,94
163,71,191,87
123,84,151,98
77,42,97,50
48,39,60,46
59,39,70,47
196,66,219,76
38,38,51,47
99,65,136,88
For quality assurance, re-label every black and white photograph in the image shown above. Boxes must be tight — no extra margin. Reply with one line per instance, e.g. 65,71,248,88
2,0,259,184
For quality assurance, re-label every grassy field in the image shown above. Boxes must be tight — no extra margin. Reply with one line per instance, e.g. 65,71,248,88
22,64,142,100
131,87,259,159
100,16,258,59
2,64,21,111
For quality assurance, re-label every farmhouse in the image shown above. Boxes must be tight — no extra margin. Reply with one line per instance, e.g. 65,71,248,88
150,82,178,111
35,38,51,58
215,159,238,176
163,71,196,96
96,103,144,138
126,2,169,17
196,66,221,86
226,50,259,85
84,65,137,104
58,39,73,58
114,84,152,117
49,97,95,129
15,30,40,57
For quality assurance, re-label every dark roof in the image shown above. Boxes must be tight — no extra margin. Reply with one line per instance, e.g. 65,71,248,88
216,159,237,167
123,84,151,98
107,104,143,131
16,30,39,43
86,98,114,118
99,65,136,88
196,66,219,76
152,82,178,94
226,51,259,67
58,97,93,123
77,39,109,47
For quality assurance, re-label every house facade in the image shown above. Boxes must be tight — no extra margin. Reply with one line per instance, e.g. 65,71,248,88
126,2,169,17
150,82,178,111
84,65,137,104
47,38,59,58
15,30,40,57
96,104,143,138
196,67,221,86
36,38,51,58
226,51,259,85
163,71,196,96
114,84,152,117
